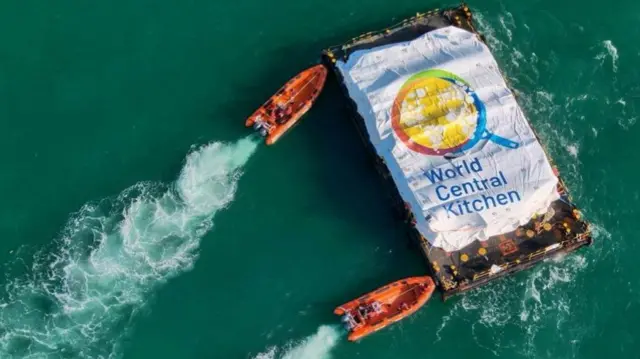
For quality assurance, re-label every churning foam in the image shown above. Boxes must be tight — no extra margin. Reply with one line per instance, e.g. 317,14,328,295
0,136,258,359
253,325,341,359
595,40,619,73
436,254,588,358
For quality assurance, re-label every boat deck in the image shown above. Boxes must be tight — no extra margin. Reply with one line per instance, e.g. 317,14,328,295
321,4,593,300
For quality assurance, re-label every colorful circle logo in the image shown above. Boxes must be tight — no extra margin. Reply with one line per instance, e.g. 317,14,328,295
391,69,484,155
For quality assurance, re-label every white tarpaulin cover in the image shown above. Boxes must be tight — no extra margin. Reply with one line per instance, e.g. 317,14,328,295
336,26,559,252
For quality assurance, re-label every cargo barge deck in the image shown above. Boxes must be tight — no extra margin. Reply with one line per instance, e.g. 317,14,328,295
321,4,592,301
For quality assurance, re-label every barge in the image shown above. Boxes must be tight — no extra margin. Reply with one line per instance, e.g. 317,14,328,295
321,4,592,300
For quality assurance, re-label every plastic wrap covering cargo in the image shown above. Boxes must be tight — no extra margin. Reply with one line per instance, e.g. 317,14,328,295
331,25,558,252
335,25,559,252
323,5,592,299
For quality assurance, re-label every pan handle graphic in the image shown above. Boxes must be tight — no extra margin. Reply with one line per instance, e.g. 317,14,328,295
481,130,519,149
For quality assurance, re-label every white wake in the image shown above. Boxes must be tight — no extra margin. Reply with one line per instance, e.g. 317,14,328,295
0,136,258,359
253,325,341,359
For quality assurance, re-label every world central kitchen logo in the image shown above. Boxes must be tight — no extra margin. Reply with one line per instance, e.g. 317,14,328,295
425,157,522,217
390,69,520,156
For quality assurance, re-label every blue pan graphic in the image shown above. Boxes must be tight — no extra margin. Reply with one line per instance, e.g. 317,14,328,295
442,77,519,157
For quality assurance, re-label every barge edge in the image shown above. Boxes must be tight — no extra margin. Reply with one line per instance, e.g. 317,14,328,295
320,3,593,301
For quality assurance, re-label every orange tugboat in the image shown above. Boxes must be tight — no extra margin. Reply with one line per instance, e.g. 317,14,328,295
245,64,327,145
334,276,435,341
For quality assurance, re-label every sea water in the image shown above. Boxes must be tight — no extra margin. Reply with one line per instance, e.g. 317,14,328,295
0,0,638,358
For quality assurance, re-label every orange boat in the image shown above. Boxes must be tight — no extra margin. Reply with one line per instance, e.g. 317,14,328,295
334,276,435,341
245,64,327,145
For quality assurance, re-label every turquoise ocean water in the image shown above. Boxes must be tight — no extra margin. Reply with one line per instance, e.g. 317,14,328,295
0,0,638,358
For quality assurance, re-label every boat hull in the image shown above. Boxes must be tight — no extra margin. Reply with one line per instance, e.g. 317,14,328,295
334,276,435,341
245,64,327,145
